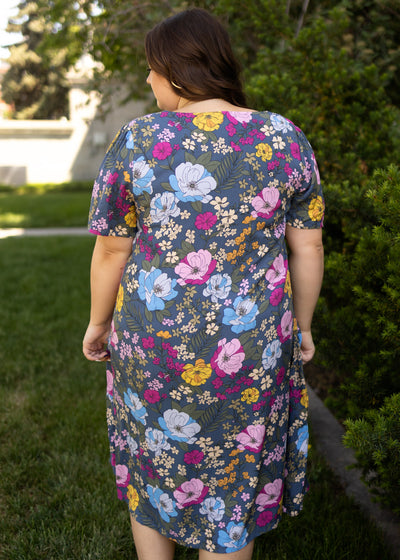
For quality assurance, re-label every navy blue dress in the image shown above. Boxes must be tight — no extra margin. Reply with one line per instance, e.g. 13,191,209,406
88,110,324,553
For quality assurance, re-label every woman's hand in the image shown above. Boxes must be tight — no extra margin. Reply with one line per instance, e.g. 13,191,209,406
299,330,315,365
83,323,111,362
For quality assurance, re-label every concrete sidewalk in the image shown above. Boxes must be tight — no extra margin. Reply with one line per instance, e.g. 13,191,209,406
1,225,399,557
0,227,89,239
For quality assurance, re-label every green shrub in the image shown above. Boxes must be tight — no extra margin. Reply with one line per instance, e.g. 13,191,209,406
317,165,400,417
247,6,399,186
343,393,400,515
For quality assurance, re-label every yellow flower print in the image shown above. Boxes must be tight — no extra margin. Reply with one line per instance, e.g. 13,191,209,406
182,358,212,386
193,112,224,132
116,285,124,312
156,331,172,339
284,270,292,297
300,389,309,408
227,249,238,263
123,171,131,183
256,143,273,162
242,215,256,224
224,457,239,473
127,485,139,512
124,205,137,227
241,387,260,404
308,196,325,221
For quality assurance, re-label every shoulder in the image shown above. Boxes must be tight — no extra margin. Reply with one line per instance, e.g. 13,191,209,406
125,111,173,129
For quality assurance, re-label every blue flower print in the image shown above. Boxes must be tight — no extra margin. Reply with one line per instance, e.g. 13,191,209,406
158,409,201,444
270,113,293,133
203,273,232,303
200,497,225,522
169,162,217,203
150,192,180,225
147,485,178,523
138,267,178,311
217,522,248,553
145,427,171,456
124,389,148,425
262,339,282,370
222,296,259,333
129,156,155,195
295,425,309,455
125,130,135,150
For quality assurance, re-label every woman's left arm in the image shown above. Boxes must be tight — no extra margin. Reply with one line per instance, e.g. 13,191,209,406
83,235,133,361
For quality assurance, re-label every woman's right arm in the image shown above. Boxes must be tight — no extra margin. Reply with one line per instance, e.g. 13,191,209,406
82,235,133,362
285,224,324,364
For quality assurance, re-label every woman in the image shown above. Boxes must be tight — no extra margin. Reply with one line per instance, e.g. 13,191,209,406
83,8,324,560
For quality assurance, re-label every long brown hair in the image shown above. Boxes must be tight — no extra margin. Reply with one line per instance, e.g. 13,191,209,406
145,8,247,107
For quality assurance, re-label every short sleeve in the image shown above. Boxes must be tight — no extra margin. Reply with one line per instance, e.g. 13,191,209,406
88,124,138,237
285,129,324,229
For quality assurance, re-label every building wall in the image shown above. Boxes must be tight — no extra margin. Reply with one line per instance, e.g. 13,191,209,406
0,67,147,186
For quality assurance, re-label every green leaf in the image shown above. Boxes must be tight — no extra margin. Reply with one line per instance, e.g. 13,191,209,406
150,254,160,269
191,201,203,214
181,240,195,254
141,259,152,272
155,310,164,323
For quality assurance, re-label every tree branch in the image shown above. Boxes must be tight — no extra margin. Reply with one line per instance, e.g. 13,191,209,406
295,0,310,38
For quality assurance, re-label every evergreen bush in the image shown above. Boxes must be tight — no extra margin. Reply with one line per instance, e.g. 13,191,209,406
343,393,400,515
318,165,400,417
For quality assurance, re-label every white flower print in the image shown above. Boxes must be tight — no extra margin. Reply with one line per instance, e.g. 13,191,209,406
170,162,217,203
150,192,180,225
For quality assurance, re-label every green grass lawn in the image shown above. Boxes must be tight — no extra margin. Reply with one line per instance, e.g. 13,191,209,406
0,235,393,559
0,183,92,228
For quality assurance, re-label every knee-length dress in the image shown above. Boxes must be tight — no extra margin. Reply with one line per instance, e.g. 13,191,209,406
88,110,324,553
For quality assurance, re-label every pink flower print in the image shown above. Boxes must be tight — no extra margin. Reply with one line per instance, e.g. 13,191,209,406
173,478,209,509
270,287,284,306
174,249,216,286
255,479,283,511
290,142,301,160
144,389,161,403
195,212,218,230
227,111,253,125
225,123,237,136
184,450,204,464
256,510,273,527
107,171,119,185
251,187,281,219
109,320,118,349
152,141,172,160
230,141,241,152
236,424,266,453
312,152,321,184
276,367,285,385
277,310,293,343
284,163,293,176
115,464,130,487
265,254,287,289
212,377,224,389
142,336,155,349
211,338,245,378
106,369,114,396
92,181,99,198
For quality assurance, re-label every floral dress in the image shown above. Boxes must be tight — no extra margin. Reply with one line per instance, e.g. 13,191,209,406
88,110,324,553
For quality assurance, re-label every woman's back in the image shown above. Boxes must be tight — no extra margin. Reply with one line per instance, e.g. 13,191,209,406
87,108,323,552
